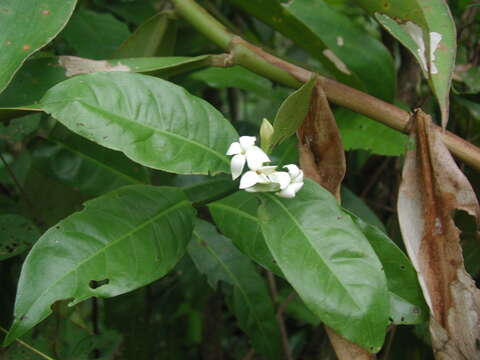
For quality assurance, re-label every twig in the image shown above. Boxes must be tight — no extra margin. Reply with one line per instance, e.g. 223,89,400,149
0,326,56,360
381,326,397,360
266,271,293,360
170,0,480,171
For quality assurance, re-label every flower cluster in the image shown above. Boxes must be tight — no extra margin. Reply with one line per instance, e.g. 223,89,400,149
226,136,304,198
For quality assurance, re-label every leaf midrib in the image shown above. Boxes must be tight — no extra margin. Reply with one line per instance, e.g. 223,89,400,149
48,137,145,185
45,98,230,166
264,194,364,311
21,199,190,318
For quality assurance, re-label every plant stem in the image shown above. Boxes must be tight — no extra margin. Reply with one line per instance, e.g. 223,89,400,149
266,271,293,360
170,0,480,171
0,326,56,360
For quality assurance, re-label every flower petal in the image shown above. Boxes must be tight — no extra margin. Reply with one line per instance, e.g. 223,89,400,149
231,154,246,180
245,182,280,193
246,146,270,170
239,136,256,149
276,182,304,198
240,171,261,189
257,165,277,175
226,142,241,155
289,182,304,194
284,164,301,178
269,171,291,189
295,170,304,183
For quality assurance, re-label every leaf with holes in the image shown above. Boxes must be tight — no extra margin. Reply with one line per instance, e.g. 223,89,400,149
0,214,40,261
353,0,456,127
188,219,282,360
4,185,195,345
258,179,390,352
0,0,77,94
40,72,238,175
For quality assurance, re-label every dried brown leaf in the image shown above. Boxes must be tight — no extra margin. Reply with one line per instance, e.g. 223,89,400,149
58,56,130,77
297,82,346,200
398,109,480,360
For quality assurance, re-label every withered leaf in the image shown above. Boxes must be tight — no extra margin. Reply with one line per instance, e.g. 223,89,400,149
398,109,480,360
297,82,346,200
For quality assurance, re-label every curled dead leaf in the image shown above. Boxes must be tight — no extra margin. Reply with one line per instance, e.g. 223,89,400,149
398,109,480,360
297,82,346,200
59,56,130,77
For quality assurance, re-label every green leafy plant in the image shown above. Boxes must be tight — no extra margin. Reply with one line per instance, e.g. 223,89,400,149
1,1,479,359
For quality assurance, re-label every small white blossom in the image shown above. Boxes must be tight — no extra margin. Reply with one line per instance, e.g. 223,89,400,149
275,164,304,198
227,136,270,180
240,165,278,191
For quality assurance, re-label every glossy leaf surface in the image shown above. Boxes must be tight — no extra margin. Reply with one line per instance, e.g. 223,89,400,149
258,179,389,352
0,0,76,94
347,211,428,325
5,185,195,344
188,220,282,360
270,76,316,151
208,191,282,276
40,72,238,175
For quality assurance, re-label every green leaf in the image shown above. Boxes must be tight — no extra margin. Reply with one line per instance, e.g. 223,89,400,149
0,113,41,142
190,66,273,97
188,219,282,360
336,108,408,156
40,72,238,175
270,76,316,151
208,191,282,276
258,179,389,352
31,125,150,197
0,0,76,94
174,175,235,205
0,58,67,108
114,12,177,58
0,214,40,261
346,211,428,325
353,0,456,126
61,8,131,59
226,0,395,101
4,185,196,345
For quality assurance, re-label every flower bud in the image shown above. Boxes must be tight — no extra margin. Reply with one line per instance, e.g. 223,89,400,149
260,118,274,153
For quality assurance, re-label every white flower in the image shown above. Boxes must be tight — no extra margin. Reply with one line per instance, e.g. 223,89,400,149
275,164,304,198
239,165,278,192
227,136,270,180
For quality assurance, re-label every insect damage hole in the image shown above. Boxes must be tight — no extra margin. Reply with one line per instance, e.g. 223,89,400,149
89,279,109,289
